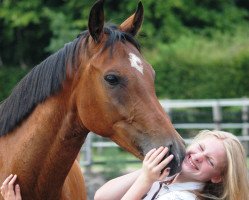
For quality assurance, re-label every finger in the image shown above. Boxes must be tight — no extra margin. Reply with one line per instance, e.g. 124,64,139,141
9,175,17,185
15,184,22,200
155,154,174,171
150,147,169,166
159,168,171,180
147,146,165,163
2,174,14,186
144,148,156,161
159,154,174,167
7,174,17,191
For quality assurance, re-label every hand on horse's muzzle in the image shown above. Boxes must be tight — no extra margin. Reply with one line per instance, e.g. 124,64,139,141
159,144,185,176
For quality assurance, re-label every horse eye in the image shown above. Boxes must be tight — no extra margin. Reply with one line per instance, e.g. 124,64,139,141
104,74,119,85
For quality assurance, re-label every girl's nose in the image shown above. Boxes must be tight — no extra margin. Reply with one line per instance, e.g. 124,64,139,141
192,153,204,162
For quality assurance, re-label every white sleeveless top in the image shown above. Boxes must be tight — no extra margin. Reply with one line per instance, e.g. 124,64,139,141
142,181,204,200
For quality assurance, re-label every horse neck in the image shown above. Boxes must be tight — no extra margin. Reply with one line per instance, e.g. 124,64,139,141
4,87,88,199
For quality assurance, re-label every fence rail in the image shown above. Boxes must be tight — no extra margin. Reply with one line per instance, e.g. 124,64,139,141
81,98,249,166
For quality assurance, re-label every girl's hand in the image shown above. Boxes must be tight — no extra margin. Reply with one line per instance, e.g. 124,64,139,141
120,147,174,200
141,147,174,184
0,174,22,200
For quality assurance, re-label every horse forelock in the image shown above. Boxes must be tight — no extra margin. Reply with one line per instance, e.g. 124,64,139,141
102,25,140,53
78,24,140,54
0,24,140,137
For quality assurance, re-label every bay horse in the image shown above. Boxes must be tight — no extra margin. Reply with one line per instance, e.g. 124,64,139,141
0,0,185,199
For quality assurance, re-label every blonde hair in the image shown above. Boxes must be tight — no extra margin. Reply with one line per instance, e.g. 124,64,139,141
193,130,249,200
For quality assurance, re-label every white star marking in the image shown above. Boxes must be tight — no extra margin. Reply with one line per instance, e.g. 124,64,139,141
128,53,144,74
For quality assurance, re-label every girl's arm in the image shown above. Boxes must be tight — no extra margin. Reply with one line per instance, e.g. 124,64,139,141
94,169,142,200
121,147,174,200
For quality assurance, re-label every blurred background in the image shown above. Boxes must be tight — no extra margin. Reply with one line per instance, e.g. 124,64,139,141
0,0,249,199
1,0,249,100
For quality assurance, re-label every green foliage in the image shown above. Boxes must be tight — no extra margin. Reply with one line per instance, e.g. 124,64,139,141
0,0,249,100
43,8,82,52
0,67,28,101
0,0,41,27
145,26,249,98
0,0,92,66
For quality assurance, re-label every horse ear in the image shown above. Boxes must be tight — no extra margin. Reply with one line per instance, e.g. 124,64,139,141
119,1,144,36
88,0,105,43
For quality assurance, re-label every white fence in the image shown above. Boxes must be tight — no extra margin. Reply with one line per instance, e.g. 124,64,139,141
81,98,249,166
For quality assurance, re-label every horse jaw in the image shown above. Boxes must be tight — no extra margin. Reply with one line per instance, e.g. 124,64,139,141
111,120,185,176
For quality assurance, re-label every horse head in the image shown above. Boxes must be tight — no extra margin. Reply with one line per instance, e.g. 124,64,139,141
74,0,185,176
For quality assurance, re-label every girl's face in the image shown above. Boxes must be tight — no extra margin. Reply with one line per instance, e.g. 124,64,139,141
181,136,227,183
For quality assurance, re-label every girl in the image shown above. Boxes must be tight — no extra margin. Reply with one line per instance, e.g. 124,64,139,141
95,130,249,200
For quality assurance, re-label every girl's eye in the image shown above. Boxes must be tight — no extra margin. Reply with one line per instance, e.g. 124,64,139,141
208,158,214,167
199,144,204,151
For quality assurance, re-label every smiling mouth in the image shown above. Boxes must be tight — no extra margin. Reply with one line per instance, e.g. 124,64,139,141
188,155,198,170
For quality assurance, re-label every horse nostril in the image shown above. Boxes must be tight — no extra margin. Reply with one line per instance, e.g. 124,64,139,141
168,144,173,155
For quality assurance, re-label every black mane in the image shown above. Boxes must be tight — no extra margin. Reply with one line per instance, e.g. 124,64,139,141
0,25,140,136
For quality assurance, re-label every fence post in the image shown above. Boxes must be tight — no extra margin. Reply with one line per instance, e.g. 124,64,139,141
212,101,222,130
81,133,93,172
